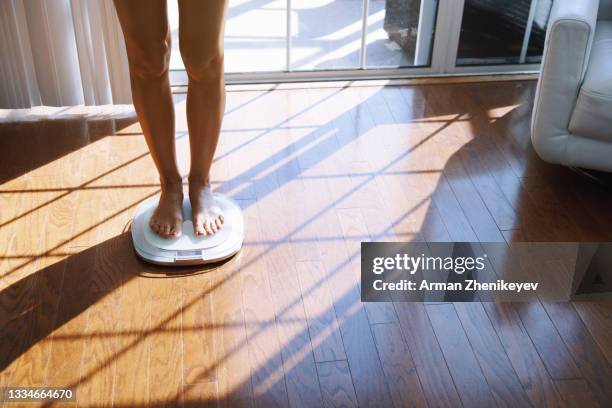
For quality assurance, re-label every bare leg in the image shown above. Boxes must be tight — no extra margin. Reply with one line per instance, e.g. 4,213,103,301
178,0,228,235
113,0,183,238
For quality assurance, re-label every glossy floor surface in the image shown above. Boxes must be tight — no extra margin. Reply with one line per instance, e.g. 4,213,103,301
1,81,612,407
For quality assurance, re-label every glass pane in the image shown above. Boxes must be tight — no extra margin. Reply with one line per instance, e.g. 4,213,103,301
169,0,287,73
457,0,552,66
525,0,552,63
366,0,438,68
291,0,362,71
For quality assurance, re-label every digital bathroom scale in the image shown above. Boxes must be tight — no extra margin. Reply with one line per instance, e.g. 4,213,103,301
131,193,244,265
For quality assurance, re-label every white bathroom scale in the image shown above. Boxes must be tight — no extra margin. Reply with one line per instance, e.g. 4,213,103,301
131,193,244,265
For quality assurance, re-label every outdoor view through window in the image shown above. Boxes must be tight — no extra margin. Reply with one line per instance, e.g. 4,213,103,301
168,0,551,76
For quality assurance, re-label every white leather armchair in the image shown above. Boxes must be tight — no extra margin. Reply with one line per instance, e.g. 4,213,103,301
532,0,612,172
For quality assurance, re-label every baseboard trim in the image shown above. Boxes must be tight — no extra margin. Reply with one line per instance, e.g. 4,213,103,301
171,73,538,93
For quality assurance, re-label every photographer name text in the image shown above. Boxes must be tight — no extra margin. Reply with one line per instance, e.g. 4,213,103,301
372,279,539,293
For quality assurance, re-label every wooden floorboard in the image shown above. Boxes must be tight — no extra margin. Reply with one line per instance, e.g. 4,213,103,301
316,360,359,408
482,302,564,407
393,302,462,407
296,261,347,363
371,322,427,408
543,302,612,406
554,378,599,408
1,80,611,407
513,302,582,380
209,209,254,408
427,303,497,407
573,302,612,366
240,203,290,408
454,302,532,407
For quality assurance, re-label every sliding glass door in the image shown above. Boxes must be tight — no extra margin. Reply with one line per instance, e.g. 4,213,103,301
456,0,552,65
168,0,552,84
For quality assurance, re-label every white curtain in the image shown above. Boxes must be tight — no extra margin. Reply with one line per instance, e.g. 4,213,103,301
0,0,132,109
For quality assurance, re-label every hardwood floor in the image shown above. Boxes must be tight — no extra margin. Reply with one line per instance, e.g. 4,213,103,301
1,80,612,407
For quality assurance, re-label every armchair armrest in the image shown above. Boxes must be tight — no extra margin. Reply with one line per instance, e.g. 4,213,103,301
531,0,599,164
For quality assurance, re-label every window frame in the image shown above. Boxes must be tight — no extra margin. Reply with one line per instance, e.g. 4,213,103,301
169,0,544,86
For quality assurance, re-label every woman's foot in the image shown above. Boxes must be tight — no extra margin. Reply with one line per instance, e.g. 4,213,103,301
149,182,184,238
189,178,224,236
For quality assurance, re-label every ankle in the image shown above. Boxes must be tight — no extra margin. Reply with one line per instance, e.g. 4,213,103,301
188,175,210,188
160,177,184,195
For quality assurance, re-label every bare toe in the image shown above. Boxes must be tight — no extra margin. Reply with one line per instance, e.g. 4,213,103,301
194,218,205,236
189,179,224,236
148,185,183,239
174,220,184,237
203,221,214,235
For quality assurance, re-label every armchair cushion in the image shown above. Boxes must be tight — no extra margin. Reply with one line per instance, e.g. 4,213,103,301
569,22,612,142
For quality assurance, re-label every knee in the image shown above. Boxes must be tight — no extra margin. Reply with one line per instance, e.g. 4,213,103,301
180,46,224,83
127,41,170,80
